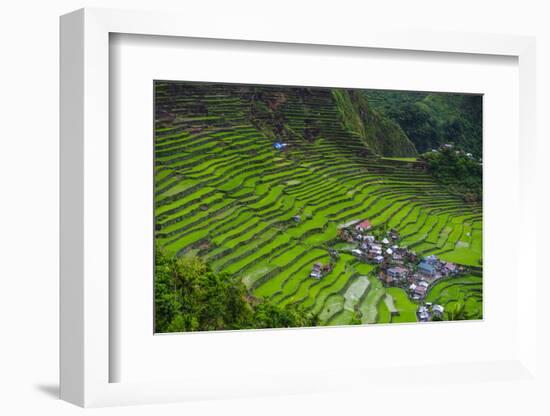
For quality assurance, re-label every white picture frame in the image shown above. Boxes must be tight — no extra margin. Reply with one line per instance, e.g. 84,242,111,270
60,7,538,408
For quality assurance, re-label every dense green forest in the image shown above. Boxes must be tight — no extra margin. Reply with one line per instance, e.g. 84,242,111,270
365,90,483,158
155,245,318,332
332,90,417,157
420,146,482,203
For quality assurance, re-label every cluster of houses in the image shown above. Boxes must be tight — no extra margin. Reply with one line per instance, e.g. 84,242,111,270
337,218,465,302
417,303,445,322
303,217,467,322
395,255,463,300
340,220,412,265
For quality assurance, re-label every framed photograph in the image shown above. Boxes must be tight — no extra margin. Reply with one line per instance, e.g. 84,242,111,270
60,8,538,408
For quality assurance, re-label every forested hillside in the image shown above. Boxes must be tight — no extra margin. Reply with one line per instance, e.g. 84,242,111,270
332,89,417,157
365,90,482,157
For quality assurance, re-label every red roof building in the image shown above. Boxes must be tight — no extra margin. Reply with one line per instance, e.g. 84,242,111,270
355,220,372,231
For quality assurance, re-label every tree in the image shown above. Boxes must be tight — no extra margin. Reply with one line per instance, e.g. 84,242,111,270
154,245,318,332
420,148,482,203
446,301,467,321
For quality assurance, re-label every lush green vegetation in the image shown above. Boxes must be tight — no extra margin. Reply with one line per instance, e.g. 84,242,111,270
332,89,417,157
155,245,318,332
420,146,482,203
153,81,483,331
365,90,482,158
385,287,418,323
425,275,483,320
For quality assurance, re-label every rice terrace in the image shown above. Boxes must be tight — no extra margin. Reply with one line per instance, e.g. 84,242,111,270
154,81,483,333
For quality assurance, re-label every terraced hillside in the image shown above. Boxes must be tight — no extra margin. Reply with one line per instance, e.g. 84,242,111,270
154,81,483,327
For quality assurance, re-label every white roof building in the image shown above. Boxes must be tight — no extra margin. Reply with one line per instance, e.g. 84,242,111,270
433,304,445,314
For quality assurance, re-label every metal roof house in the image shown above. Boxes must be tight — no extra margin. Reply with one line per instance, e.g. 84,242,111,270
418,261,436,276
417,305,431,322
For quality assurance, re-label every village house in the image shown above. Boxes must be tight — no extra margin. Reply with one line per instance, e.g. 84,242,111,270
411,284,428,299
432,304,445,319
407,272,420,284
417,305,431,322
388,229,400,241
328,248,339,260
370,243,382,252
368,244,383,258
310,262,322,279
387,266,408,280
355,219,372,232
321,263,333,274
364,235,375,243
417,260,436,277
392,253,404,264
443,262,457,275
387,266,408,282
425,254,438,263
416,303,445,322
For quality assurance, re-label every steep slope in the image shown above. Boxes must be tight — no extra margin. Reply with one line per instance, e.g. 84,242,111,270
332,89,417,157
156,83,418,158
419,93,482,157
